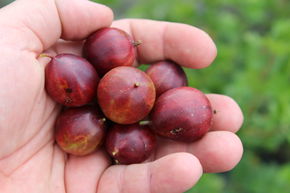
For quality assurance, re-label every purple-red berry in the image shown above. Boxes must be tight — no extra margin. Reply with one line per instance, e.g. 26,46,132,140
83,27,137,76
146,60,188,96
150,87,213,142
55,106,106,156
105,123,156,164
97,66,156,124
45,53,99,107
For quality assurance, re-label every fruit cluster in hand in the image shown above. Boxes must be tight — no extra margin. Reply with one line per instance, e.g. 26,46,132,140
44,27,213,165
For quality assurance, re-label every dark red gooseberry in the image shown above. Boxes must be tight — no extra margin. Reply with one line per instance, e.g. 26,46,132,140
55,106,106,156
45,53,99,107
97,66,156,124
146,60,188,96
83,27,137,76
150,87,213,142
105,123,156,164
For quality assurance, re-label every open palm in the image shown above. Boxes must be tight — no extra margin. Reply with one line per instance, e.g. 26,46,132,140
0,0,243,193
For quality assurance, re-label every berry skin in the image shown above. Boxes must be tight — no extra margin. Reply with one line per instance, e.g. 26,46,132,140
97,66,156,124
105,123,156,164
45,53,99,107
55,106,106,156
151,87,213,142
146,60,187,96
83,27,137,76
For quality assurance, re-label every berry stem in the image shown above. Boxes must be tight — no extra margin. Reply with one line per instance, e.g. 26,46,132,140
134,82,141,88
132,40,142,47
39,53,54,59
139,120,152,126
100,118,106,122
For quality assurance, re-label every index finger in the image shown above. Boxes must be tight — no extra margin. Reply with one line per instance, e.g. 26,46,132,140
112,19,217,68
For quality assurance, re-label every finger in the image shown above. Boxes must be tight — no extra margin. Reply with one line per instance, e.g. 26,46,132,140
65,150,111,193
50,146,66,193
50,40,84,56
0,0,113,52
37,40,84,72
37,39,84,60
98,153,202,193
112,19,217,69
156,131,243,173
189,131,243,173
55,0,113,41
207,94,244,133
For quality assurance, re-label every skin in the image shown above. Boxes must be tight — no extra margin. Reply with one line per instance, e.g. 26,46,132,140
0,0,244,193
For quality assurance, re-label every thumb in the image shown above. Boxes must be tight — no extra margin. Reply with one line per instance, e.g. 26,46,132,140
98,153,203,193
0,0,113,52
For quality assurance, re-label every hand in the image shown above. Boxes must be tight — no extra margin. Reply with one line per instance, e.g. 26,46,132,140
0,0,243,193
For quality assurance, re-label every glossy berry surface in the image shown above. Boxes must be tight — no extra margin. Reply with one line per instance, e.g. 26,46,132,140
150,87,213,142
55,106,106,156
105,123,156,164
83,27,136,76
45,53,99,107
97,66,156,124
146,60,188,96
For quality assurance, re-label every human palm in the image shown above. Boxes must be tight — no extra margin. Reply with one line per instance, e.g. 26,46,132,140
0,0,243,193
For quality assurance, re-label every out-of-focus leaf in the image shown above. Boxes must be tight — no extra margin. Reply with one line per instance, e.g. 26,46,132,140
185,173,225,193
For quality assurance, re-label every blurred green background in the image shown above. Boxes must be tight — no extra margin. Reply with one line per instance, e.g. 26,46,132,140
1,0,290,192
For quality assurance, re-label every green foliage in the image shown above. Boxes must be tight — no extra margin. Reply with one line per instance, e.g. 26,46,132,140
225,151,290,193
0,0,14,7
93,0,290,192
185,173,225,193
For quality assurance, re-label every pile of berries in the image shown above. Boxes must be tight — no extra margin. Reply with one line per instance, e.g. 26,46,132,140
45,27,213,164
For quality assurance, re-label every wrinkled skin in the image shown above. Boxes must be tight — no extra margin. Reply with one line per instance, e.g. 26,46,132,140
0,0,244,193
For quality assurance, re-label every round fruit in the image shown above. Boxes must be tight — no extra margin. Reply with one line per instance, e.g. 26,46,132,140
55,106,106,156
97,66,156,124
150,87,212,142
45,53,99,107
105,123,156,164
83,27,137,76
146,60,188,96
